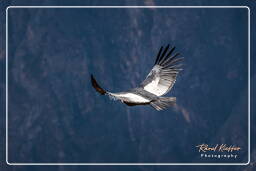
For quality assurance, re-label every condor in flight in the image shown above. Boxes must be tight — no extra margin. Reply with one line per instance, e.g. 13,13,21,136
91,45,183,111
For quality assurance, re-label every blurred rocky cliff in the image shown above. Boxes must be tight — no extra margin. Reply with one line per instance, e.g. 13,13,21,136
0,0,255,171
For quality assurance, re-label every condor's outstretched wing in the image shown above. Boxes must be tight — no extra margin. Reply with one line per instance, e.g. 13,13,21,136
140,45,183,96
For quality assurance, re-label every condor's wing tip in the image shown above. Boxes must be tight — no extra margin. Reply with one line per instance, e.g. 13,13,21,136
90,74,95,80
90,74,107,95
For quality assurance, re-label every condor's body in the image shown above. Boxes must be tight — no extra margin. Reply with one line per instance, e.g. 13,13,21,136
107,87,158,105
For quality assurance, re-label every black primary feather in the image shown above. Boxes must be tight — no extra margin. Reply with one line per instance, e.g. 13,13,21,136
157,44,170,64
159,47,176,65
91,74,106,95
154,46,163,65
154,45,183,70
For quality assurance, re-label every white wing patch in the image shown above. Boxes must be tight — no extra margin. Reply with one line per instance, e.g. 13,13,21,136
141,64,179,96
143,76,169,96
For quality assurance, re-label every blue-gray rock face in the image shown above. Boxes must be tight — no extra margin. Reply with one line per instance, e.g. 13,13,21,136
1,1,253,170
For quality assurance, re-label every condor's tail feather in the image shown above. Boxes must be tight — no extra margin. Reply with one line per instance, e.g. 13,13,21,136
91,74,107,95
150,97,176,111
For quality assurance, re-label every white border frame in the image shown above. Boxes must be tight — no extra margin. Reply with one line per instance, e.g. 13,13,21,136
5,6,250,166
